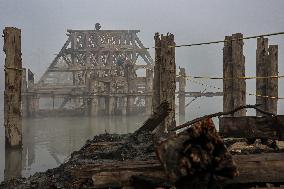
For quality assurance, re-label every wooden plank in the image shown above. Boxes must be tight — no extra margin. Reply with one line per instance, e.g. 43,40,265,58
185,91,223,98
219,116,284,140
228,153,284,184
92,169,166,188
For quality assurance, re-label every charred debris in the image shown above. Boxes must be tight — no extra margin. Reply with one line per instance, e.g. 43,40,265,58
1,102,284,189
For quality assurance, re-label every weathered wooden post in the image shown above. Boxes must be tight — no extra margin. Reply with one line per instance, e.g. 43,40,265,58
178,67,186,123
152,33,176,134
223,33,246,116
256,37,278,116
3,27,22,147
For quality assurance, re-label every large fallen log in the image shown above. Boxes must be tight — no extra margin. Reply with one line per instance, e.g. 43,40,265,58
227,152,284,184
156,118,238,188
87,152,284,188
219,115,284,140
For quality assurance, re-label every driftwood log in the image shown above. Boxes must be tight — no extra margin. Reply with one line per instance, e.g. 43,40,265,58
156,118,238,189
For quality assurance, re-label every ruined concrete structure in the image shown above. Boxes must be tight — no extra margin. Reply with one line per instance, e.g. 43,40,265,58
178,68,186,123
223,33,246,116
3,27,22,147
22,28,155,117
256,37,278,116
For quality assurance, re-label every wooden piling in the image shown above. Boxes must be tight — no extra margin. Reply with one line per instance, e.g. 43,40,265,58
256,37,278,116
223,33,246,116
3,27,22,147
178,68,186,123
153,33,176,133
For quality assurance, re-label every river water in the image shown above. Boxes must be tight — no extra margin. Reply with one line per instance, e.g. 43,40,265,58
0,113,147,182
0,94,225,182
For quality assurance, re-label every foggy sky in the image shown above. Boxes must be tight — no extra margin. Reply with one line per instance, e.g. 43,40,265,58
0,0,284,116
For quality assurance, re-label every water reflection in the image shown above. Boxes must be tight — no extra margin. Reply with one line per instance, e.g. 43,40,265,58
4,148,22,181
1,115,146,181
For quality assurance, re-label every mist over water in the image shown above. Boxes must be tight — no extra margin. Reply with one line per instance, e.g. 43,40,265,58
0,94,223,182
0,114,148,182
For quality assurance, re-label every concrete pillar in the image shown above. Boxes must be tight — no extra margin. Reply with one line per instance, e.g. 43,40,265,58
21,68,28,118
27,69,34,89
26,95,38,117
108,82,116,115
3,27,22,147
122,96,127,115
256,37,278,115
153,33,176,133
178,67,186,123
223,33,246,116
126,95,135,115
145,69,153,115
124,61,137,115
89,80,99,116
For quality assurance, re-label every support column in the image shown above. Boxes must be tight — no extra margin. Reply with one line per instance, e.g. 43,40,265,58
108,82,116,115
90,80,99,116
126,63,137,115
127,95,135,115
27,69,38,117
153,33,176,133
3,27,22,147
27,69,34,89
21,68,28,118
256,37,278,115
223,33,246,116
27,95,39,117
178,67,186,123
145,69,153,115
122,96,127,115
